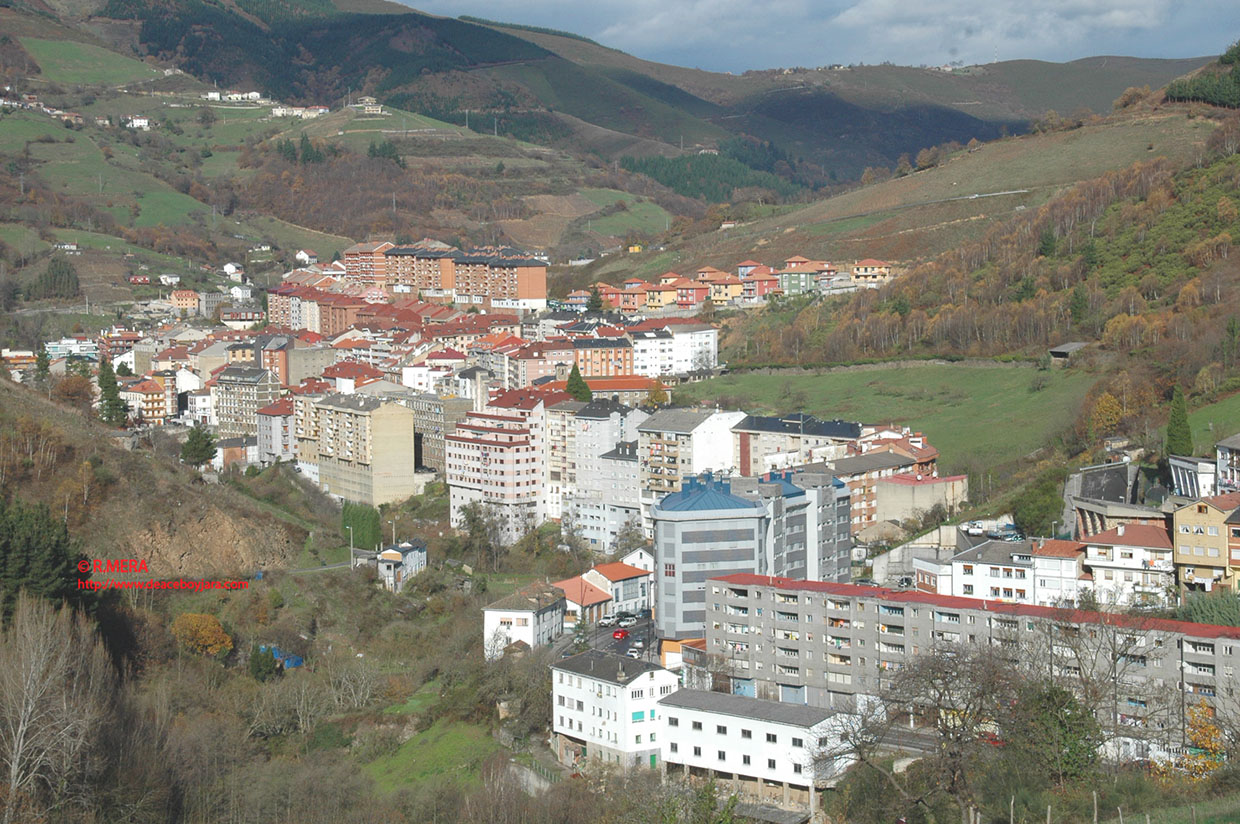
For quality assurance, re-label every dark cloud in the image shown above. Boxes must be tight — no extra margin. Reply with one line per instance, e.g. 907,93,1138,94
402,0,1225,70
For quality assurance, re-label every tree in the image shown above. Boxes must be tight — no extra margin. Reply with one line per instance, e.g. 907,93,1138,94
565,364,592,402
27,256,80,301
51,375,92,413
0,498,87,615
610,517,647,559
1089,392,1122,436
249,646,281,682
1000,682,1101,787
586,286,603,312
180,425,217,468
1037,228,1057,257
197,106,216,127
1069,283,1089,326
32,350,49,386
341,502,381,549
170,613,233,657
1013,467,1065,537
0,594,114,824
1166,385,1193,456
115,362,133,377
644,383,668,407
96,359,127,427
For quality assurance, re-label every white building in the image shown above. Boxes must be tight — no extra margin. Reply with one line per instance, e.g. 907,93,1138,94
45,337,99,360
159,273,180,286
552,650,679,770
364,540,427,593
584,562,654,616
658,690,854,811
569,441,643,551
630,329,675,377
947,539,1035,604
1218,434,1240,493
667,323,719,373
1029,539,1088,607
638,408,746,535
446,410,546,545
1083,523,1176,606
1170,454,1217,499
482,581,565,660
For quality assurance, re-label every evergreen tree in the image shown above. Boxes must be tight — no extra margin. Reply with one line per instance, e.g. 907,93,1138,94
1166,386,1194,456
565,364,592,402
181,425,217,468
115,361,133,377
249,646,281,682
97,358,128,427
586,286,603,312
1069,283,1089,326
0,498,87,615
1037,228,1057,257
29,256,80,300
276,138,297,163
33,348,49,383
298,133,323,164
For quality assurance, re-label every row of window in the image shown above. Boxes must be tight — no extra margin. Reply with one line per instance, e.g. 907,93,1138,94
666,745,802,774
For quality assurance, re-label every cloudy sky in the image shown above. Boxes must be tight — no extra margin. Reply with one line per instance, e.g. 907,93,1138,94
401,0,1228,72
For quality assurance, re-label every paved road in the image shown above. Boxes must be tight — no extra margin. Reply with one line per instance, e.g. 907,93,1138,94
555,616,658,662
288,561,350,574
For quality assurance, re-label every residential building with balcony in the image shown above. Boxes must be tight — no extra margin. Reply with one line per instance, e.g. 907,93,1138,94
312,393,418,507
569,440,643,552
732,414,863,476
1217,434,1240,493
256,397,295,464
1084,523,1176,606
410,393,472,473
213,366,280,439
446,411,544,544
1173,496,1240,592
638,408,746,535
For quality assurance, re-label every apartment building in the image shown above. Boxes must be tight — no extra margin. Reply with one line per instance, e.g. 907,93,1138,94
213,366,280,439
732,414,863,476
313,393,418,507
1173,496,1240,592
545,399,588,521
638,409,746,535
1085,524,1176,606
482,581,565,660
572,338,634,377
701,573,1240,750
453,249,547,311
658,690,853,811
342,241,396,286
569,440,643,551
410,393,472,473
1217,434,1240,493
120,379,168,424
383,242,458,299
733,470,853,585
256,397,295,464
821,451,916,535
552,650,679,769
446,411,544,544
629,330,675,377
668,323,718,373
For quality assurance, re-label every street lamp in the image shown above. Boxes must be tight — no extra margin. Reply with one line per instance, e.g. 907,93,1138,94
345,524,354,553
388,515,401,547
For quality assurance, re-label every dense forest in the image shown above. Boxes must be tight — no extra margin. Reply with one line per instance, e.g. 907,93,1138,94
1166,41,1240,108
620,153,804,203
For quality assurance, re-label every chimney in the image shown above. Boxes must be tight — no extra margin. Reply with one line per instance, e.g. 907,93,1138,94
1117,523,1125,537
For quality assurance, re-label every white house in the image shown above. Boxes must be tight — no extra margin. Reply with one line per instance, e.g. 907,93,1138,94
667,323,718,373
1216,434,1240,493
230,285,254,302
482,581,565,660
947,540,1034,604
295,249,318,265
622,548,654,573
1029,539,1088,607
1083,523,1175,606
1170,454,1217,499
658,690,855,811
159,274,181,286
552,650,679,770
584,562,654,616
366,540,427,593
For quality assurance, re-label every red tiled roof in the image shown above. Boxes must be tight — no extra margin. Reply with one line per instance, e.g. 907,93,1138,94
713,573,1240,640
1204,492,1240,511
855,258,889,267
257,397,295,417
323,360,384,381
1029,539,1085,558
552,576,612,607
1085,524,1173,550
591,562,651,582
541,375,663,392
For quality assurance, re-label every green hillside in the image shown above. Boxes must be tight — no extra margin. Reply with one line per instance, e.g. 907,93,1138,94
20,36,161,86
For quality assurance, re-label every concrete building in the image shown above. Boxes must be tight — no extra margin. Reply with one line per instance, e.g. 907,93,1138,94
545,398,587,521
1217,434,1240,493
629,329,674,377
658,690,853,811
638,409,746,535
1084,524,1175,606
874,472,970,525
732,414,863,476
667,323,718,373
552,650,679,770
256,397,295,464
1170,455,1217,499
569,440,643,552
312,393,419,506
732,470,853,585
446,411,544,544
483,581,565,660
213,366,280,439
410,393,472,473
552,576,612,628
1173,496,1240,592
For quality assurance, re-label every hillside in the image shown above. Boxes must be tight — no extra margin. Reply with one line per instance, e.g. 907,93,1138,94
5,0,1206,185
0,377,307,575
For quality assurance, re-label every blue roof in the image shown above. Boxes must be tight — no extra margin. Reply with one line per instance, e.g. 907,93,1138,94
656,477,763,513
760,472,806,499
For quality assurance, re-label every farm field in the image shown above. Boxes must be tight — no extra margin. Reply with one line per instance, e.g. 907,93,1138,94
674,364,1097,472
20,37,161,86
1189,392,1240,454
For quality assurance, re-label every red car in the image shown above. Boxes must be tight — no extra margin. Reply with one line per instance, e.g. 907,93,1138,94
613,629,630,640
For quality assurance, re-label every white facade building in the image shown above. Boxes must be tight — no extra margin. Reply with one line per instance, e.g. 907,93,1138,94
374,541,428,593
658,690,854,809
630,329,675,377
446,411,546,544
667,324,719,373
1083,523,1176,606
583,562,654,616
482,582,565,660
552,650,680,770
1170,454,1217,499
1217,434,1240,493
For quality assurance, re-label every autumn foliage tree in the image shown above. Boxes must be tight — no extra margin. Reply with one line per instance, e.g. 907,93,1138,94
170,613,233,658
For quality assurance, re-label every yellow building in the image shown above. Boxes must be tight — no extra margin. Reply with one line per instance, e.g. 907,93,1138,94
313,393,420,507
1173,498,1237,592
645,283,677,310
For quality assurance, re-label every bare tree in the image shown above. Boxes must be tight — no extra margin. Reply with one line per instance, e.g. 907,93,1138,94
0,594,115,824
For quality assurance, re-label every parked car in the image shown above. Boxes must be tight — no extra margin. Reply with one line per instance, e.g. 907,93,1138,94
632,639,644,650
625,648,641,659
612,629,630,641
598,615,617,627
618,616,638,628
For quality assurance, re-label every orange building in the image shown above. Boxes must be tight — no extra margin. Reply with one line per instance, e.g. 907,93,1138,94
342,241,395,286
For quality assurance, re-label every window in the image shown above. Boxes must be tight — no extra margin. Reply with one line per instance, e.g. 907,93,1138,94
718,750,726,761
767,759,776,770
671,743,678,753
742,755,751,766
766,733,777,743
635,735,642,744
962,565,973,576
668,717,679,727
692,721,703,731
664,564,675,578
963,585,974,595
716,725,727,735
793,764,803,774
632,711,644,722
693,746,701,757
741,729,752,739
792,737,804,748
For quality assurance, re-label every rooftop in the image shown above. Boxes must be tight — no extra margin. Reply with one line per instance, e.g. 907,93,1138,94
483,581,565,613
1085,524,1173,549
657,689,835,727
733,413,862,440
655,476,765,514
590,562,651,582
638,408,714,435
553,649,666,685
551,576,611,608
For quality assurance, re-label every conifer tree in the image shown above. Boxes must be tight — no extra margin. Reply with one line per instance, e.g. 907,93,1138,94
1166,386,1194,456
566,364,592,402
181,425,217,468
586,286,603,312
96,359,128,427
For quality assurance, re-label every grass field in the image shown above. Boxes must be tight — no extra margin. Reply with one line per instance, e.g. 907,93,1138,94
0,223,48,257
1189,391,1240,454
20,37,161,86
674,364,1097,471
363,718,500,791
578,188,671,237
1100,794,1240,824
